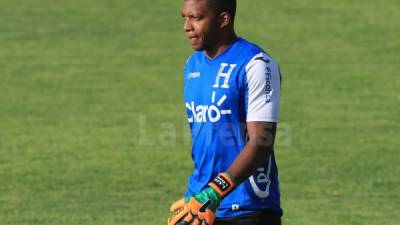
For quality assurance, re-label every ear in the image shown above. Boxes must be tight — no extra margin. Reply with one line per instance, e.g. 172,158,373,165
219,12,231,28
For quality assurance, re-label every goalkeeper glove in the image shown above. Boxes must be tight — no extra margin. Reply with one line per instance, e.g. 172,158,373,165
168,173,237,225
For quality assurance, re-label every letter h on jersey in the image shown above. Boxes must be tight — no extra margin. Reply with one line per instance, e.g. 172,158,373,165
213,63,236,89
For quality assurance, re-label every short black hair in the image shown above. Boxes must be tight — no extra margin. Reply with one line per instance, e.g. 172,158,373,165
206,0,236,22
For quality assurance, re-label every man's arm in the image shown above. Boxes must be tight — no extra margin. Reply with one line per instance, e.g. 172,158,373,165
226,53,281,184
227,121,277,184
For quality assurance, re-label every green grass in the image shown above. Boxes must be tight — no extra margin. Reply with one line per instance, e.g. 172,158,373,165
0,0,399,224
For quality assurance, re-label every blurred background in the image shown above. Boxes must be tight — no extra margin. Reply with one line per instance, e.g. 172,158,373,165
0,0,399,224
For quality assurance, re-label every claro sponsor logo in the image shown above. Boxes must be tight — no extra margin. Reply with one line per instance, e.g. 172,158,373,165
186,91,231,123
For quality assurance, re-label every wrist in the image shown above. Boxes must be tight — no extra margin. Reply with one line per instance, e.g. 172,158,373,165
208,172,238,199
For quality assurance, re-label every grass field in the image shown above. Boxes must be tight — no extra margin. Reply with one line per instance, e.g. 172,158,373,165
1,0,399,224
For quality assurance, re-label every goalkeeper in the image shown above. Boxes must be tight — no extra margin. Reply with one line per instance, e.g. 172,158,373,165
169,0,283,224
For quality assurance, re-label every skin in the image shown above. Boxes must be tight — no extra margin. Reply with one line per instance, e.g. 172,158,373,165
182,0,237,59
227,122,277,184
181,0,278,185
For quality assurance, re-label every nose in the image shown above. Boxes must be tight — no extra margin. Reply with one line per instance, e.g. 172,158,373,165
183,18,192,32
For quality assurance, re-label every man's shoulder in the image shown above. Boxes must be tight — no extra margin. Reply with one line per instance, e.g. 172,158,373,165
237,38,277,66
237,38,262,52
233,38,272,64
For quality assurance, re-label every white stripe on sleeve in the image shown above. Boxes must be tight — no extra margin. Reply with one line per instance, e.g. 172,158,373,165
245,53,281,122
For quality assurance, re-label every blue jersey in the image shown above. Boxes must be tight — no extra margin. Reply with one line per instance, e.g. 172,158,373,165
183,38,282,218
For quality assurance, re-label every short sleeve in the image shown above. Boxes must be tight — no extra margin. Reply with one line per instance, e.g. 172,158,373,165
245,53,281,122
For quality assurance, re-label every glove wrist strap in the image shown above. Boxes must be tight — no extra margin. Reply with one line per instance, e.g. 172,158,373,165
208,172,237,198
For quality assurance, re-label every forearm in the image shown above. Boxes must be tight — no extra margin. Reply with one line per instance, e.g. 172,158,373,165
227,122,276,184
227,144,272,184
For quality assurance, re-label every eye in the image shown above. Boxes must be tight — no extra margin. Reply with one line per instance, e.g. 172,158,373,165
193,16,202,21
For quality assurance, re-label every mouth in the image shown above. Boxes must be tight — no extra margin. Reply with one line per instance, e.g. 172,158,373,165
188,36,200,45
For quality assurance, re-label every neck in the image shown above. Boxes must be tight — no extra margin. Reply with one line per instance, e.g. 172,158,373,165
205,31,238,59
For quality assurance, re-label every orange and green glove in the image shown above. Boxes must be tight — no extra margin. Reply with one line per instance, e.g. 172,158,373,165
170,198,186,213
168,173,237,225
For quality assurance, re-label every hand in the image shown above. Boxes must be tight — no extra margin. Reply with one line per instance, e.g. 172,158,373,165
168,173,237,225
168,198,187,225
170,198,186,213
178,187,220,225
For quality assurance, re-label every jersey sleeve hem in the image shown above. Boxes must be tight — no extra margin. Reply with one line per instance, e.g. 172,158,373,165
246,117,279,123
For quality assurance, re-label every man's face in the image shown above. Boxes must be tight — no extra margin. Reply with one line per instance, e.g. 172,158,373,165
181,0,220,51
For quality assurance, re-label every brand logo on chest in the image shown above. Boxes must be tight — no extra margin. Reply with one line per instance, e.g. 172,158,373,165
186,63,236,123
188,72,200,79
186,91,231,123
